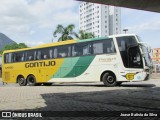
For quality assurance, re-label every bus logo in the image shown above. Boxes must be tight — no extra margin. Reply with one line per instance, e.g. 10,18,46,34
2,112,11,117
126,73,135,80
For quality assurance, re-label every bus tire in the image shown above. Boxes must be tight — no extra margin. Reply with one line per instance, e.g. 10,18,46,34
102,72,117,87
43,83,52,86
27,75,36,86
17,76,27,86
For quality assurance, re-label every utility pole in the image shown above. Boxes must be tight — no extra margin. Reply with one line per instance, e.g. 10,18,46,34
123,29,128,34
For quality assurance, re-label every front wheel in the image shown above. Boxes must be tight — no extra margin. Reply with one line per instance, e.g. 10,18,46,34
18,76,27,86
102,72,117,87
27,75,37,86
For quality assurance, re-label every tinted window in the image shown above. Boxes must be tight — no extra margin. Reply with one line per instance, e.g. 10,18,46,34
36,48,51,60
55,45,71,58
116,36,137,51
93,41,103,54
93,39,116,54
14,52,25,62
4,53,9,63
104,39,116,53
4,53,14,63
72,42,92,56
26,50,35,61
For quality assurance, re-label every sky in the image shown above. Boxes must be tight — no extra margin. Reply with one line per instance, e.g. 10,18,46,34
0,0,160,48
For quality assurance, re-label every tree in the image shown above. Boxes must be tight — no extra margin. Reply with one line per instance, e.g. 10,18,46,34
53,24,78,42
78,30,95,40
0,43,28,54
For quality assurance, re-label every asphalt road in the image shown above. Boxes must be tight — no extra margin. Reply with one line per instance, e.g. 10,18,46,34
0,78,160,119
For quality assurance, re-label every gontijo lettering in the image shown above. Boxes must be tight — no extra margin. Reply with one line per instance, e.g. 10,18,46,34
25,61,56,68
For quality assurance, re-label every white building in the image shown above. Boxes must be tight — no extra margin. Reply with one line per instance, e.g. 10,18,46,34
79,2,121,37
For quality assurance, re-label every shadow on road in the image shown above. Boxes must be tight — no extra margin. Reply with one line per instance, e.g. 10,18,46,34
36,87,160,111
120,84,155,87
44,83,156,88
2,83,160,119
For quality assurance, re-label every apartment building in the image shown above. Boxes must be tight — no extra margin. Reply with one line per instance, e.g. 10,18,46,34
79,2,121,37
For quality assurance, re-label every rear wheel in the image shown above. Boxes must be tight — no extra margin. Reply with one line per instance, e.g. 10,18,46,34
17,76,27,86
102,72,117,87
27,75,36,86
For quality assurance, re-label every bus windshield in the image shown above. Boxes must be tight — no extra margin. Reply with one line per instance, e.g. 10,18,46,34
136,36,152,68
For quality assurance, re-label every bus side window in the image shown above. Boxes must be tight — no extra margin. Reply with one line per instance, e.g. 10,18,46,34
15,52,25,62
93,41,103,54
59,45,71,58
13,53,17,62
43,54,48,59
9,53,13,63
26,50,34,61
29,56,33,60
36,51,41,60
21,56,24,62
72,42,91,56
54,48,58,58
104,39,116,54
40,48,50,60
4,54,9,63
72,44,81,56
72,45,78,56
49,49,53,59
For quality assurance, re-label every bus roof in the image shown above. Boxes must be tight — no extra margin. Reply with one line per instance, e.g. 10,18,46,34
3,34,136,54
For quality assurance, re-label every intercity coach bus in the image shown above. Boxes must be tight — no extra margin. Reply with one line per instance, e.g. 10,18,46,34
2,34,152,86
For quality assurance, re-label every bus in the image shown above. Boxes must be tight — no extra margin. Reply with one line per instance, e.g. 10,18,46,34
2,34,152,86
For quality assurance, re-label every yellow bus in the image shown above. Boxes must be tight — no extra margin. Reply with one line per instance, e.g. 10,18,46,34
2,34,152,86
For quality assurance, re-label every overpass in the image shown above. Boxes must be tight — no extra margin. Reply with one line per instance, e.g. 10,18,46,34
77,0,160,13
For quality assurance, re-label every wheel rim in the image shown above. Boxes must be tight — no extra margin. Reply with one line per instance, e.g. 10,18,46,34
19,78,24,85
107,76,115,84
28,77,35,84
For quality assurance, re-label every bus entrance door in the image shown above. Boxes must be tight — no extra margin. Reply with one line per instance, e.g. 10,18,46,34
127,45,144,81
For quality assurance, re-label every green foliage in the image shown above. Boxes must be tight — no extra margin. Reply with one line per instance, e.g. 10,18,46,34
0,50,2,55
53,24,78,42
78,30,95,40
0,43,28,54
53,24,95,42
